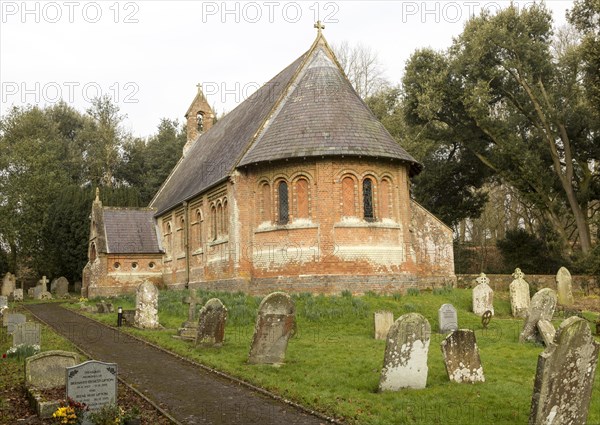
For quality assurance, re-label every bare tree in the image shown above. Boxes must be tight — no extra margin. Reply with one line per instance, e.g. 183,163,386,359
332,41,389,99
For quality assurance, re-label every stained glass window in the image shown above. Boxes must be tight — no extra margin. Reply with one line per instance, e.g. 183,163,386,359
278,181,289,224
363,178,375,221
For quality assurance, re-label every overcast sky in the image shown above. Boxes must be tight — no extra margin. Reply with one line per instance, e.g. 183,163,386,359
1,1,572,139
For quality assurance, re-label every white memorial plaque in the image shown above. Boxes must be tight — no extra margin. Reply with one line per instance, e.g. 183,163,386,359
66,360,117,411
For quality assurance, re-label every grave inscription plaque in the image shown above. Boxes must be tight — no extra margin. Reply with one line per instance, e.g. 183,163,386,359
66,360,117,411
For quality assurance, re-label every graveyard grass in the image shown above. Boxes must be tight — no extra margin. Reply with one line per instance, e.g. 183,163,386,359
73,289,600,425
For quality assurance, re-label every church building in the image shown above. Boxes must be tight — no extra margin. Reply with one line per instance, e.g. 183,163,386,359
82,26,454,298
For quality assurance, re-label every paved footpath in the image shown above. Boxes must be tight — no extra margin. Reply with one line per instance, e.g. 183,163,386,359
27,303,328,425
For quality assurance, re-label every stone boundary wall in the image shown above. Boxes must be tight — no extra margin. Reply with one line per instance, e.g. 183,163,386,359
456,274,597,292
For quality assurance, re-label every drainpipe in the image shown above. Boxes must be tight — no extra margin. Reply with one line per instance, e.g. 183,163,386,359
183,201,190,289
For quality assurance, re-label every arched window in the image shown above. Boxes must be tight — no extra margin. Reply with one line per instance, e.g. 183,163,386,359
211,206,217,240
164,222,172,255
380,179,391,219
223,200,229,234
196,210,203,247
217,203,223,237
90,242,97,262
363,178,375,221
295,178,309,219
196,111,204,131
278,181,289,224
261,182,271,223
342,176,356,217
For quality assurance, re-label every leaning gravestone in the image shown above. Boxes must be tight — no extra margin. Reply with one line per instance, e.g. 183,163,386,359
10,288,23,302
67,360,118,412
6,313,26,334
529,317,600,425
374,311,394,340
472,273,494,316
248,292,295,365
536,319,556,347
441,329,484,384
53,276,69,297
25,350,79,389
177,291,200,340
509,268,530,318
379,313,431,391
134,280,160,329
196,298,228,347
438,304,458,334
1,272,16,297
13,322,41,347
520,288,557,343
556,267,575,306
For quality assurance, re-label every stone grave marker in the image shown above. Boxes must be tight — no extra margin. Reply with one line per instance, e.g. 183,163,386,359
438,304,458,334
529,317,599,425
67,360,118,412
177,291,200,340
13,322,41,347
379,313,431,391
134,280,160,329
25,350,79,389
472,273,494,316
73,281,82,294
96,302,114,314
441,329,485,384
520,288,557,343
53,276,69,297
196,298,228,347
536,319,556,347
374,311,394,340
509,268,530,318
1,272,16,297
556,267,575,306
34,276,52,300
0,296,7,309
248,292,295,365
5,313,26,334
10,288,23,302
27,287,35,298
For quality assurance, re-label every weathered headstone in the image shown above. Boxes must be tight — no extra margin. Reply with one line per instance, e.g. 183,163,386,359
374,311,394,340
66,360,118,412
529,317,600,425
379,313,431,391
13,322,41,347
177,291,200,340
0,296,7,309
441,329,484,384
53,276,69,297
536,320,556,347
509,268,530,318
556,266,575,306
472,273,494,316
1,272,16,297
5,313,26,334
73,281,82,294
520,288,557,343
196,298,228,347
134,280,160,329
438,304,458,334
25,350,79,389
248,292,295,365
27,287,34,298
10,288,23,302
96,302,114,314
34,276,52,300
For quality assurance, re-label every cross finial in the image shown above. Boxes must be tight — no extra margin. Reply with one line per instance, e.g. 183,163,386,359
196,83,203,93
512,268,525,280
314,20,325,34
476,272,489,286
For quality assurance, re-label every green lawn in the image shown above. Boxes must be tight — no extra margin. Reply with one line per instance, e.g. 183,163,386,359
70,288,600,425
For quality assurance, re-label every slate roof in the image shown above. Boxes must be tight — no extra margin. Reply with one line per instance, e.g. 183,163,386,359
102,208,161,254
150,33,420,216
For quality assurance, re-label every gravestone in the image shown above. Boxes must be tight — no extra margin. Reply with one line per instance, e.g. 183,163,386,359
34,276,52,300
73,281,82,294
374,311,394,340
27,287,35,298
177,291,200,340
438,304,458,334
50,278,57,293
520,288,557,343
556,267,575,306
1,272,16,297
13,322,41,347
134,280,160,329
472,273,494,316
441,329,484,383
5,313,26,334
529,317,600,425
96,302,114,313
66,360,118,412
248,292,295,365
196,298,228,347
10,288,23,302
53,276,69,297
509,268,530,318
25,350,79,389
0,296,7,309
536,319,556,347
379,313,431,391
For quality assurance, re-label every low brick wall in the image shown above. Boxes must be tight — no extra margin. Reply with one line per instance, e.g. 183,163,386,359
456,274,597,292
